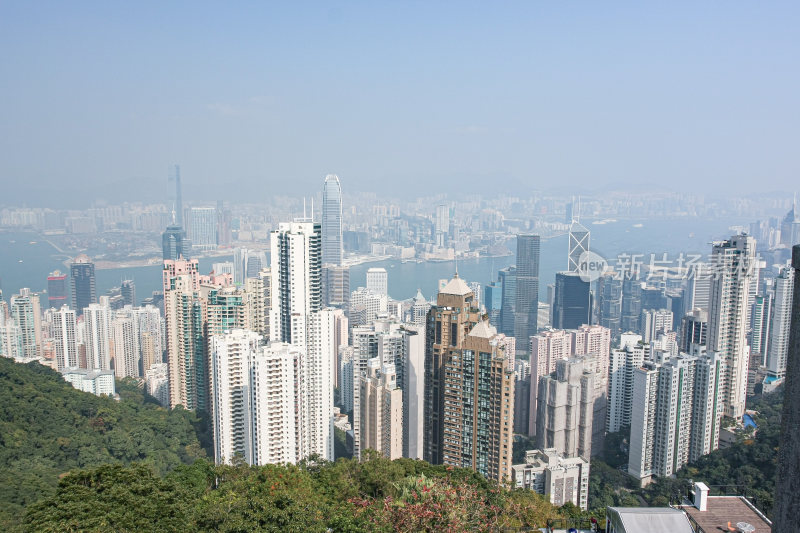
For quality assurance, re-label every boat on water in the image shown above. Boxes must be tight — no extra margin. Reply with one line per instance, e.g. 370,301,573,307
18,259,23,263
29,241,37,244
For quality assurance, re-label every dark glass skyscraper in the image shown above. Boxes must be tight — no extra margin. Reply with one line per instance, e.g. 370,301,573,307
162,225,186,260
322,174,343,266
552,271,590,330
514,234,540,354
70,255,96,314
47,270,68,309
121,279,136,307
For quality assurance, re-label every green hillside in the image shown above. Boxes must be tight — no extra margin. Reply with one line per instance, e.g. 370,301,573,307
0,357,211,530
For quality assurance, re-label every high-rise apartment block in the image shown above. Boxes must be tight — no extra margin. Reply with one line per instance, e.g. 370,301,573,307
767,265,794,377
11,288,42,359
269,221,321,343
84,303,112,370
628,352,723,486
706,234,756,419
52,305,78,370
424,276,514,481
528,325,610,455
606,337,648,433
640,308,673,344
112,310,140,378
536,358,594,460
358,358,403,459
188,207,218,252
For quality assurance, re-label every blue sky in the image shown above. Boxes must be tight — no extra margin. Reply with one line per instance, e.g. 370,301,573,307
1,2,798,204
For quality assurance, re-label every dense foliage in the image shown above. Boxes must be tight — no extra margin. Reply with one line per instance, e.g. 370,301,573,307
22,454,562,532
2,358,561,531
0,357,211,530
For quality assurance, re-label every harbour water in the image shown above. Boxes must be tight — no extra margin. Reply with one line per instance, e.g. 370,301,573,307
0,215,748,305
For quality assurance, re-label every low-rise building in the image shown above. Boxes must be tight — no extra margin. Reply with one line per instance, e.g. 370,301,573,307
511,448,589,510
62,368,116,397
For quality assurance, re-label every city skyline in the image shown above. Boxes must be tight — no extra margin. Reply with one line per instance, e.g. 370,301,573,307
0,4,797,528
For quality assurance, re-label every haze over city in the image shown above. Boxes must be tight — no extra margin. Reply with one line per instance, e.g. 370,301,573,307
2,2,799,206
2,3,800,533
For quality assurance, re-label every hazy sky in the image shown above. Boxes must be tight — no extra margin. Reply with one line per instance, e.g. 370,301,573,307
1,2,798,206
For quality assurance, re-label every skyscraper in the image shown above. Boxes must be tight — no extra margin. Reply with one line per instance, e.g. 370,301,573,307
163,258,206,410
211,331,309,466
679,308,708,353
424,275,514,481
162,225,187,261
52,305,78,370
750,294,772,365
121,279,136,307
11,288,42,359
47,270,68,309
322,264,350,309
779,203,800,248
112,310,140,378
84,303,112,370
402,324,425,460
640,309,673,344
70,255,96,314
706,234,756,419
211,329,262,465
435,204,450,247
767,265,794,377
322,174,344,266
527,329,573,437
536,358,594,460
269,221,322,344
595,272,622,335
606,339,648,433
552,271,590,330
515,235,540,354
567,220,590,272
304,309,336,461
189,207,218,252
358,358,403,459
628,353,723,487
233,248,268,284
499,266,517,337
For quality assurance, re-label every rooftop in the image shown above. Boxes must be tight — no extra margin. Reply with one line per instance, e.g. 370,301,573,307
681,496,771,533
439,274,472,296
468,320,497,339
607,507,693,533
